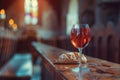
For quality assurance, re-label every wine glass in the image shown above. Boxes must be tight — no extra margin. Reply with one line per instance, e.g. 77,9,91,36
70,24,91,79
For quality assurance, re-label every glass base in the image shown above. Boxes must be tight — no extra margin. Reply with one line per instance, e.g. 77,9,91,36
72,66,90,80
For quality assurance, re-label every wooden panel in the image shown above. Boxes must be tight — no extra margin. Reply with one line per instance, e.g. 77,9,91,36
90,24,120,63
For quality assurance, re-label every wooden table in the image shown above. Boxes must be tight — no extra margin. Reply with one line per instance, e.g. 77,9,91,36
32,42,120,80
0,53,33,80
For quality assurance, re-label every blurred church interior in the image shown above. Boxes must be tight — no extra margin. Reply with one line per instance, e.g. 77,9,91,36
0,0,120,80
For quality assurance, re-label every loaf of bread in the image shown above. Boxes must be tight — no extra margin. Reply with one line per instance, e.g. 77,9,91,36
58,52,80,63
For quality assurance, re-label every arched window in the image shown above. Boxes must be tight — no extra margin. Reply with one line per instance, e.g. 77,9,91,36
24,0,38,25
66,0,79,35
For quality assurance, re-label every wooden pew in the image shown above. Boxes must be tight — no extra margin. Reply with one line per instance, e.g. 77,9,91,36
0,30,18,68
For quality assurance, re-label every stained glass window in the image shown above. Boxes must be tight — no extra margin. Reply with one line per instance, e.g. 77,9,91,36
24,0,38,25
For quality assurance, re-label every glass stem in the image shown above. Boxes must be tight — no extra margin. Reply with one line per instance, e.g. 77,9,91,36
78,48,83,80
78,48,83,54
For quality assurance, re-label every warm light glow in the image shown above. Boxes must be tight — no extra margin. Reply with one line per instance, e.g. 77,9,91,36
9,19,14,25
0,9,6,19
12,23,17,28
1,9,5,15
12,23,17,31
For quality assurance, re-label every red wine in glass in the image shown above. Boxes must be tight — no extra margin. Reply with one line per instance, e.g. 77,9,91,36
70,24,91,49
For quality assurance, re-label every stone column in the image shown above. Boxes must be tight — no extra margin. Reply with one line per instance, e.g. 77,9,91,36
94,0,103,30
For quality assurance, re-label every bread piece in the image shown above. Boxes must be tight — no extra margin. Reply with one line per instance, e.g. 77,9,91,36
73,52,80,60
58,52,80,63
